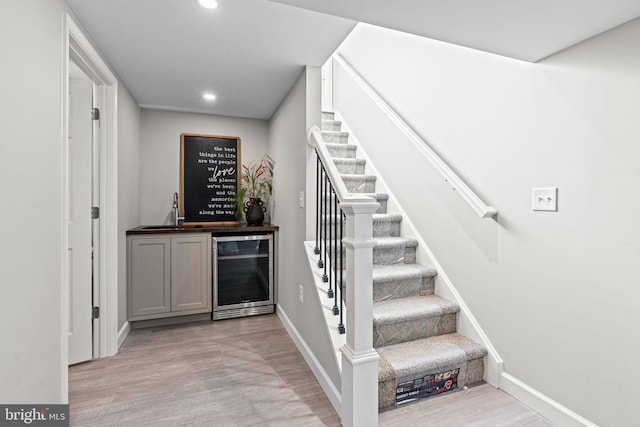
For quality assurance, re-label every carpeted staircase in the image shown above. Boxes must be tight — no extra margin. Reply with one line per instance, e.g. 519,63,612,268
321,111,488,409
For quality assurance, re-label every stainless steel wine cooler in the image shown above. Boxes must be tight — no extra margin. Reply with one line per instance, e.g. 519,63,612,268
212,234,274,320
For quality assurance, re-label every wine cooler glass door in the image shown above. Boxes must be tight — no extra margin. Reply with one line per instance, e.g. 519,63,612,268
213,234,273,315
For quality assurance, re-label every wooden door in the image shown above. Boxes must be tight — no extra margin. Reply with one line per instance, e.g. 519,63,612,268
68,73,94,365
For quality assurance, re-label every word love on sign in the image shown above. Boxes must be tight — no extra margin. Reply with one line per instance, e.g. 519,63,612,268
180,133,241,224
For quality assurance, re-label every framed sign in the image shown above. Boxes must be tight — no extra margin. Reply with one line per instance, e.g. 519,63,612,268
180,133,241,224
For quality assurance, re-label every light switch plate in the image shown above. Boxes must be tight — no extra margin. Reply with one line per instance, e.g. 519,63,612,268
532,187,558,211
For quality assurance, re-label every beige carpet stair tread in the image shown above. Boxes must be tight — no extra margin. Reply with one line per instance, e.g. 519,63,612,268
378,333,488,383
322,130,349,136
358,192,388,200
333,157,364,163
372,264,437,302
372,213,403,222
373,295,458,325
372,264,436,282
373,236,418,248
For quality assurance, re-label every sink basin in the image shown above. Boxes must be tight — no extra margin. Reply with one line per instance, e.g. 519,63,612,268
140,225,203,230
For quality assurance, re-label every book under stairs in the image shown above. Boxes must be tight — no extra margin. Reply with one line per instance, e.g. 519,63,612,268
321,112,488,409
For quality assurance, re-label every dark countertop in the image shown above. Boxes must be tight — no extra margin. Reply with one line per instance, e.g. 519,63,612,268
127,223,279,235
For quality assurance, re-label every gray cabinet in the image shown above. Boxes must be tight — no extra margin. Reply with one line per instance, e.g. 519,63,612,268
129,236,171,318
171,236,211,312
128,233,211,321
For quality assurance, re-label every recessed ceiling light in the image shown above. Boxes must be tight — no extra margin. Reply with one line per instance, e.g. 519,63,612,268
203,93,216,101
198,0,218,9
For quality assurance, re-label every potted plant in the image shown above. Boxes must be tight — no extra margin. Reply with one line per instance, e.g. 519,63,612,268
235,154,274,224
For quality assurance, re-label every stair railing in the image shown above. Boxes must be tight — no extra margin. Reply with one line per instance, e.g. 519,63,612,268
307,126,380,427
333,53,497,219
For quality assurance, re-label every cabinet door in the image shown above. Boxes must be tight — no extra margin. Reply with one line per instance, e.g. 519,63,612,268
171,235,212,312
129,237,171,318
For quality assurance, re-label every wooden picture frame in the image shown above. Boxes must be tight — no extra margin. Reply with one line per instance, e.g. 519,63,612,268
180,133,241,225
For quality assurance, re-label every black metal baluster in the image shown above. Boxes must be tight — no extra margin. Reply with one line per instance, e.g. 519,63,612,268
318,161,324,269
327,182,334,297
332,191,339,314
338,210,345,334
314,149,346,333
314,154,320,255
322,170,329,283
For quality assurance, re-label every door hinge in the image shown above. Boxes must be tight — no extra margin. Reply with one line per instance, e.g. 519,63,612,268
92,306,100,319
91,108,100,121
91,206,100,219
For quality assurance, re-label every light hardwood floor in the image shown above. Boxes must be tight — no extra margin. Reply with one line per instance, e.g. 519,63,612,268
69,314,554,426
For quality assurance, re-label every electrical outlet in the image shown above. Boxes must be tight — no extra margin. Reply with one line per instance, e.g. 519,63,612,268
532,187,558,211
298,285,304,304
299,191,305,208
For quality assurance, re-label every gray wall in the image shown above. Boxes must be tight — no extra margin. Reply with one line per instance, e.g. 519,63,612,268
0,0,72,404
335,21,640,426
117,84,142,330
270,67,341,391
0,0,141,403
138,109,269,225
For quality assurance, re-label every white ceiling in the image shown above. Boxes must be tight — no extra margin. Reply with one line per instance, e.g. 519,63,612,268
66,0,355,119
68,0,640,119
272,0,640,62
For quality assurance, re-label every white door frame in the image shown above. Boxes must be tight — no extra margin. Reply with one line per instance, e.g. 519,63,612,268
62,13,119,392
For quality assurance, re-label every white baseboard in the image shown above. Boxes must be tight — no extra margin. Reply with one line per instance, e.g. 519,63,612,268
500,373,598,427
276,305,342,414
117,321,130,350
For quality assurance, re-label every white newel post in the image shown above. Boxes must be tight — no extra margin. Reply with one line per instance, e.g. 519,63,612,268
340,197,380,427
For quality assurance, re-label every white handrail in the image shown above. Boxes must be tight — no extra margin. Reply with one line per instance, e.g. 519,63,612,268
307,126,375,205
333,53,497,219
